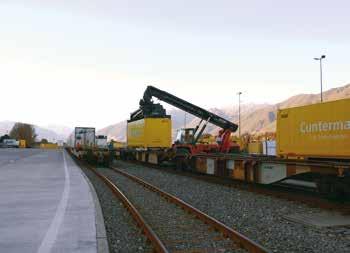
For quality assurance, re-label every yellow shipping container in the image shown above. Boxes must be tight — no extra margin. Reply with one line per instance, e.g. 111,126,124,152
127,117,172,148
277,98,350,158
19,139,26,148
40,143,58,149
248,142,263,154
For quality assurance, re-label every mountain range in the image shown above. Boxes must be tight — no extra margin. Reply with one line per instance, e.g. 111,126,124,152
97,83,350,141
1,83,349,142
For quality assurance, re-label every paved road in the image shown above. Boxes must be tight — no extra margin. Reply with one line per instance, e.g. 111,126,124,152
0,148,42,167
0,148,97,253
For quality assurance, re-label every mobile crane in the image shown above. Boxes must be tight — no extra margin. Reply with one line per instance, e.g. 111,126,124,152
130,86,239,162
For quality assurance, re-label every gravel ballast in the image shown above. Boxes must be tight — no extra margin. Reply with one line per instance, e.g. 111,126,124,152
113,160,350,253
79,165,151,253
97,167,247,253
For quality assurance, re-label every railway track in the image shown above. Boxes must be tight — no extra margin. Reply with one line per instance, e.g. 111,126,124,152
123,160,350,215
85,163,268,253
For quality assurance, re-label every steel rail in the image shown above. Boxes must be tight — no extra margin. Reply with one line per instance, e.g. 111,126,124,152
85,165,169,253
110,166,269,253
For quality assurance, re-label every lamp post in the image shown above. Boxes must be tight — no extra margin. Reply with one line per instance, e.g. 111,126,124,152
237,92,242,138
314,55,326,102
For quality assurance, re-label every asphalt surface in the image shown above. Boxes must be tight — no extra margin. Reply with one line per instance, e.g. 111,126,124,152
0,148,98,253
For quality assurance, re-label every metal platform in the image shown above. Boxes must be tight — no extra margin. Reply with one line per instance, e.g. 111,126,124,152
0,148,101,253
284,211,350,228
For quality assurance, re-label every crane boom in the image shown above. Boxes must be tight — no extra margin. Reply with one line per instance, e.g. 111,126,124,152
136,86,238,132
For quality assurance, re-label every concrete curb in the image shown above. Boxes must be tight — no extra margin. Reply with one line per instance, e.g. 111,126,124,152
80,167,110,253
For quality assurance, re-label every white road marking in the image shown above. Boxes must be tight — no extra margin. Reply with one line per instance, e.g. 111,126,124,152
37,150,70,253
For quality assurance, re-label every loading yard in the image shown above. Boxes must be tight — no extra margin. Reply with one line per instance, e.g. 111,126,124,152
63,85,350,252
3,1,350,252
3,85,350,253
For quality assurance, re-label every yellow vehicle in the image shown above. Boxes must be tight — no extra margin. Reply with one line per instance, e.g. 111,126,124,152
40,143,58,149
277,98,350,159
19,139,26,148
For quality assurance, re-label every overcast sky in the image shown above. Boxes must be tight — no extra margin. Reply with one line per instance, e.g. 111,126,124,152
1,1,349,129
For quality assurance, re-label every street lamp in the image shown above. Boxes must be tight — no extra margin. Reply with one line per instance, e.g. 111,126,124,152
237,92,242,138
314,55,326,102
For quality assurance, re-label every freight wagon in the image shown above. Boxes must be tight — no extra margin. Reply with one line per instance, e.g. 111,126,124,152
188,99,350,196
120,110,172,164
116,86,350,198
67,127,110,164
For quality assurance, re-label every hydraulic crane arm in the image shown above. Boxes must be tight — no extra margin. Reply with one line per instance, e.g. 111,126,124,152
140,86,238,132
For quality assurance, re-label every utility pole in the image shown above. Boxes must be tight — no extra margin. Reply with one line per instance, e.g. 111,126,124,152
314,55,326,102
237,92,242,138
184,112,187,128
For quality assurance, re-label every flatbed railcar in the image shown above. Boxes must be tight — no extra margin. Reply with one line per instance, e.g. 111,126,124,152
116,86,350,198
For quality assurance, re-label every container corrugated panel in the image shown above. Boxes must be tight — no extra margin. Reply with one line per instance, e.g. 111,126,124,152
277,98,350,158
127,118,172,148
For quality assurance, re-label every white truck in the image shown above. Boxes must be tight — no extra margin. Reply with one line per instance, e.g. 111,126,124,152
67,127,96,150
2,139,19,148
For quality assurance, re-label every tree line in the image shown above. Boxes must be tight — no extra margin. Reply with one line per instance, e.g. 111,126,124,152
0,122,38,147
